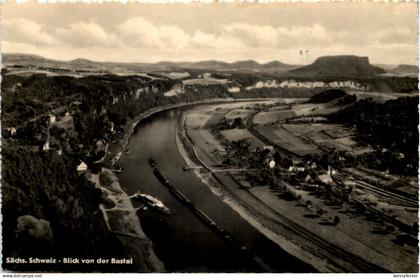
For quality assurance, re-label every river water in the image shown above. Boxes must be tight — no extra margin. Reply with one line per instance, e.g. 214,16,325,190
118,106,315,272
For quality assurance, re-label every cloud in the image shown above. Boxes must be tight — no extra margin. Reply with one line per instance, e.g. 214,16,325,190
223,23,278,48
118,17,195,50
117,16,248,50
335,27,416,47
55,22,118,47
190,30,244,49
2,15,417,65
375,27,414,44
158,25,190,50
3,18,58,47
118,17,163,48
222,23,330,48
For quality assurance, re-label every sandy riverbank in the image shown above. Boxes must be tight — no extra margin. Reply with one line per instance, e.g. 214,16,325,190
174,107,332,272
88,168,165,272
105,98,281,167
175,102,417,273
100,98,281,272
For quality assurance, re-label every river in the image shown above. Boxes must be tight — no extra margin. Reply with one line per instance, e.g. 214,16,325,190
118,105,316,272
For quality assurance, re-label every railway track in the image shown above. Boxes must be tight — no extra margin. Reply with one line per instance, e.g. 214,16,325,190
213,112,387,272
180,107,392,272
337,170,418,207
247,111,418,208
188,138,386,271
214,171,387,273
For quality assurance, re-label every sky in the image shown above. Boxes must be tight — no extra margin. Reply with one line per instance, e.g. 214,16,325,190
2,2,418,65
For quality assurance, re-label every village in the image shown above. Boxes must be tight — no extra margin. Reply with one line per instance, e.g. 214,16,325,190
178,96,418,272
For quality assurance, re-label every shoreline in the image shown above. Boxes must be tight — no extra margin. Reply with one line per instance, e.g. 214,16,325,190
174,101,416,273
102,97,282,271
106,97,282,167
88,168,165,272
174,104,333,272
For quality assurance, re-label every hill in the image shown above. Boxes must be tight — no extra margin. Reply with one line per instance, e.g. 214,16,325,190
262,61,299,71
3,53,297,73
3,53,60,66
68,58,98,67
290,55,386,77
328,96,419,175
389,64,418,76
309,89,348,103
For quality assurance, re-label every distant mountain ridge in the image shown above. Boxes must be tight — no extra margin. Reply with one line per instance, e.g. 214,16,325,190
6,53,417,78
3,53,57,64
389,64,419,75
290,55,386,77
3,53,299,72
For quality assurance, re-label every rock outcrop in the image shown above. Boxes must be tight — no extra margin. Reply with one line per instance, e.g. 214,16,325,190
290,55,386,77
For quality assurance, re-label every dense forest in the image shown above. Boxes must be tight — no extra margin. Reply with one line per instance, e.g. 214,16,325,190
309,89,347,103
1,73,175,271
1,72,280,270
1,146,129,271
2,70,418,271
328,96,419,175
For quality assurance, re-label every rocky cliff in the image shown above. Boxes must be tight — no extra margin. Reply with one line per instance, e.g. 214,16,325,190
290,55,386,77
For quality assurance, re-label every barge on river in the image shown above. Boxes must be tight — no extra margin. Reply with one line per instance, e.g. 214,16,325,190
148,157,272,271
131,191,170,215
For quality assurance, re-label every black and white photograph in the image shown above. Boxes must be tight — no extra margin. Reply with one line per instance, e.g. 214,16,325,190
1,1,419,274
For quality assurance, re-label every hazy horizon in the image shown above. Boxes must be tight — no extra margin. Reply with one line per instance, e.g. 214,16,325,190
2,2,418,65
4,51,418,67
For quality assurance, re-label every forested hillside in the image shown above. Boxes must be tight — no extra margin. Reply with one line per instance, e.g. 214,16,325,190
328,97,419,175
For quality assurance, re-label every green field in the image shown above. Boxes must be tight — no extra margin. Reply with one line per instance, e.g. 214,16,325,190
257,125,320,156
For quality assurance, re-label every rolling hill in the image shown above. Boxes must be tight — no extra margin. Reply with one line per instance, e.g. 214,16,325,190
3,53,299,73
389,64,418,76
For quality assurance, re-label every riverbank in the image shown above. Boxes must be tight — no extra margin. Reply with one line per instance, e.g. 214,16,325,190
175,107,333,272
105,98,281,167
87,168,165,272
101,98,280,272
175,102,414,273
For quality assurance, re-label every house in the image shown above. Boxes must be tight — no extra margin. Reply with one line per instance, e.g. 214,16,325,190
108,121,115,133
306,161,317,169
327,166,337,175
42,141,50,151
288,166,305,172
5,127,17,136
318,173,333,184
262,145,274,152
268,160,276,169
228,87,241,93
77,161,88,172
49,114,56,124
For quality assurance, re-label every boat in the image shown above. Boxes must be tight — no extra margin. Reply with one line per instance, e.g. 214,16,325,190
132,191,170,215
148,157,157,168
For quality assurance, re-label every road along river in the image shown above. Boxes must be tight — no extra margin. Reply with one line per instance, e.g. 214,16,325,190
117,105,316,272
